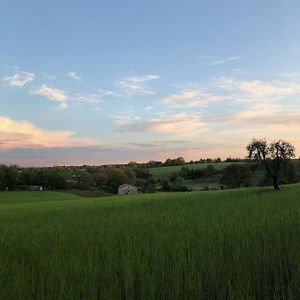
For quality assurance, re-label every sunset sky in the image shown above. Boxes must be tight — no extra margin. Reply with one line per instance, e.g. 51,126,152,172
1,0,300,166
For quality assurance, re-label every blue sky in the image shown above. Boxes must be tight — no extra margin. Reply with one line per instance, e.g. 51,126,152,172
1,0,300,166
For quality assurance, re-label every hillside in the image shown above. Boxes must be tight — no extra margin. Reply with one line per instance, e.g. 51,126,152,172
1,185,300,299
148,162,238,179
148,160,300,190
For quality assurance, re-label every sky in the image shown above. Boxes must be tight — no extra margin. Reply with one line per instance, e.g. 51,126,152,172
1,0,300,166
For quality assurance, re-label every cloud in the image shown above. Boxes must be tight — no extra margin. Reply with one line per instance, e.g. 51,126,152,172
30,84,68,109
115,74,159,96
216,103,300,126
111,113,141,125
145,106,153,111
3,71,35,87
164,76,300,110
119,113,206,138
75,90,118,104
0,116,100,150
208,56,241,66
68,72,81,81
128,140,185,149
215,76,299,100
163,90,228,108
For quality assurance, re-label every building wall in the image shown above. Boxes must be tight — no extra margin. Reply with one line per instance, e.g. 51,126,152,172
118,185,138,195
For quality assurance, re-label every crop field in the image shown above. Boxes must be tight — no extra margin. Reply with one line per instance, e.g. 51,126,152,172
1,185,300,299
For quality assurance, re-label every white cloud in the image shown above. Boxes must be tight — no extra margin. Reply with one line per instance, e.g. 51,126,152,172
208,56,241,66
3,71,35,87
111,113,141,125
163,90,228,108
145,106,153,111
75,90,118,104
68,72,81,81
214,76,300,106
165,76,300,110
216,76,298,97
119,113,206,138
30,84,68,109
0,116,100,149
115,74,159,96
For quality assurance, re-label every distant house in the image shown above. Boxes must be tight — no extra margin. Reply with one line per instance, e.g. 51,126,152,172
30,185,43,191
118,184,138,195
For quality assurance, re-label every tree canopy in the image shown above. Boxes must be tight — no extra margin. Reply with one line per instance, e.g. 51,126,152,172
246,138,295,190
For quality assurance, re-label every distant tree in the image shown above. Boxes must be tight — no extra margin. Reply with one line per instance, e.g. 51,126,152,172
204,165,217,177
0,165,18,191
160,179,171,191
220,164,256,188
246,138,295,190
141,176,157,193
170,177,189,191
135,168,151,180
93,172,108,187
176,157,185,165
164,157,185,166
281,160,297,184
76,172,92,190
105,167,134,193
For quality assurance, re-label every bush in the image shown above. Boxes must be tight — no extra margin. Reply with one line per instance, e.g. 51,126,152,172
220,164,256,188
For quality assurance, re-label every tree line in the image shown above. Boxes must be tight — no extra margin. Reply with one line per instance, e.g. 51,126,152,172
0,138,298,193
0,165,156,193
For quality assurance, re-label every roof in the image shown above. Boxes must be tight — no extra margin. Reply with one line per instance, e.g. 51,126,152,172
118,184,137,189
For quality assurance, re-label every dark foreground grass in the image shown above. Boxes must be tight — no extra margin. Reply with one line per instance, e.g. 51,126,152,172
0,186,300,299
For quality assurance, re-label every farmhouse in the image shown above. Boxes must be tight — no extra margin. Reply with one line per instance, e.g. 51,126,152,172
118,184,138,195
30,185,43,191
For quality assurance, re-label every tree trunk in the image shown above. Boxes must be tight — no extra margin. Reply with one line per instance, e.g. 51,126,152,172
272,176,280,191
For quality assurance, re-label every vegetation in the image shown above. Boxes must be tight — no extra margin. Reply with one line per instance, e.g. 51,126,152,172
148,162,236,180
247,138,295,190
219,163,256,188
0,158,299,194
1,185,300,299
0,143,298,193
0,164,156,194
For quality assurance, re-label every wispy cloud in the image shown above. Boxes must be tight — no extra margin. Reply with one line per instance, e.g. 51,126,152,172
170,75,300,109
144,106,153,111
127,140,185,150
215,103,300,127
119,113,206,138
208,56,241,66
3,71,35,87
163,90,228,108
75,90,118,104
111,112,141,125
214,76,300,103
115,74,159,96
0,116,101,149
68,71,81,81
30,84,68,109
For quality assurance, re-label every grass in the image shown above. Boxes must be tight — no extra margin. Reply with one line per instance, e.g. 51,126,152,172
0,185,300,299
148,162,235,180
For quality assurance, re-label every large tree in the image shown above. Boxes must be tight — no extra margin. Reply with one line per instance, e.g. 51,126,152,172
246,138,295,190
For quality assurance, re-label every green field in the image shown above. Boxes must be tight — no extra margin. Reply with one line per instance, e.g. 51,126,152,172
1,186,300,299
148,162,234,180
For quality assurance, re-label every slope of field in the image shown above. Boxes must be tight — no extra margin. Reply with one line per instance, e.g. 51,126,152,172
1,186,300,299
148,160,300,180
148,162,234,180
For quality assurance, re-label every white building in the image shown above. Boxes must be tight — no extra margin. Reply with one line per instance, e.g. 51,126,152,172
30,185,43,191
118,184,138,195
